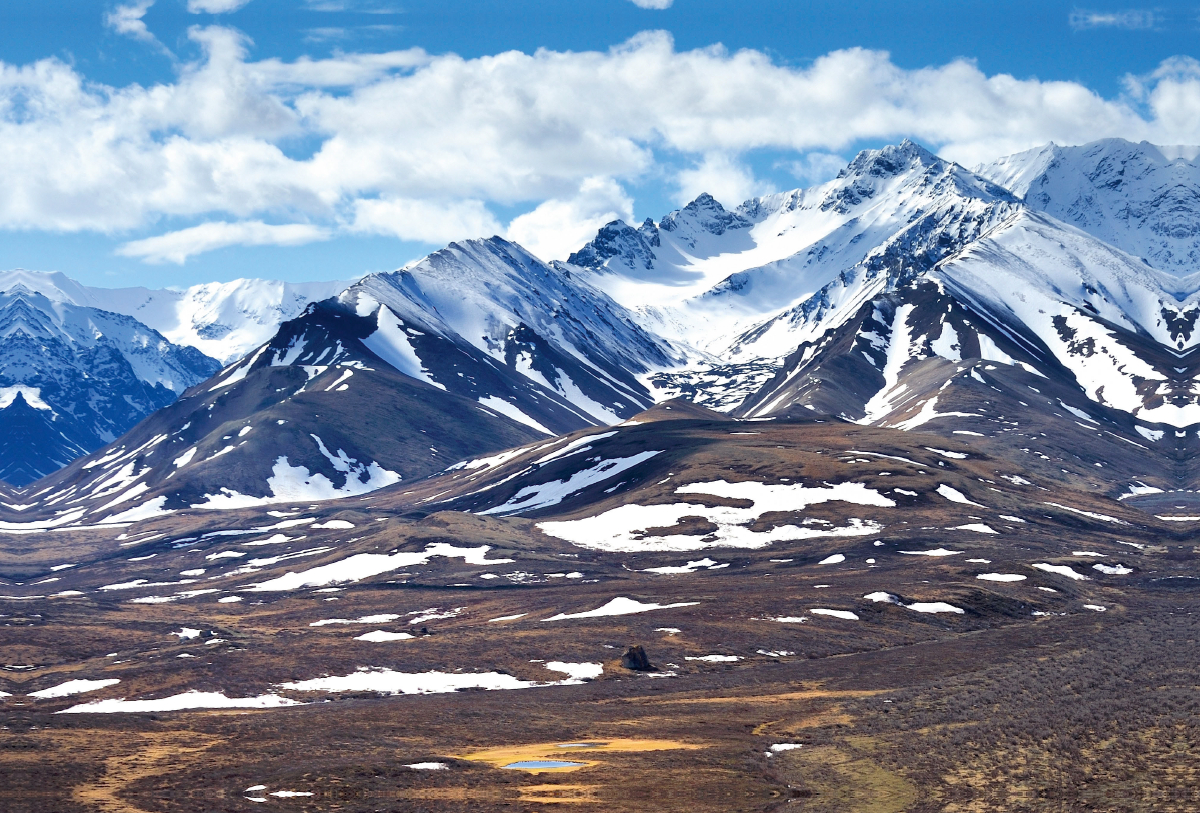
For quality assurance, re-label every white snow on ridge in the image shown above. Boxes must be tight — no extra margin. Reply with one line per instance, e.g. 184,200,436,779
477,396,554,435
479,451,662,516
0,385,51,411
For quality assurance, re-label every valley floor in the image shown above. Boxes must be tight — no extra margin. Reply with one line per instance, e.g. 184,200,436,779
3,566,1199,811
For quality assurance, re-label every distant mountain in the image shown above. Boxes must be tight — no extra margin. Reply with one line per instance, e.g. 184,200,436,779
0,285,220,485
0,269,349,363
977,138,1200,276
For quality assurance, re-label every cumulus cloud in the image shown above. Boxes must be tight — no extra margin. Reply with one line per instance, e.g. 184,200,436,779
349,197,503,245
507,177,634,261
188,0,254,12
1069,9,1158,30
116,221,330,263
784,152,850,186
629,0,674,8
675,153,770,207
0,30,1196,261
105,0,160,43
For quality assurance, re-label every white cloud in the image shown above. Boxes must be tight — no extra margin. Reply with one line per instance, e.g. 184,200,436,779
116,221,330,263
629,0,674,8
675,153,770,207
349,197,503,245
105,0,160,43
506,177,633,261
1069,9,1158,30
783,152,849,186
0,30,1196,259
188,0,254,12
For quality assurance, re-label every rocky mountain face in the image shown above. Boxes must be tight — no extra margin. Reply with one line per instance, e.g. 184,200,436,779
0,285,220,485
978,138,1200,276
0,270,350,365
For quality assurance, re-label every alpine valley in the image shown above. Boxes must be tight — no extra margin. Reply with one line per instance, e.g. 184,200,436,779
6,138,1200,813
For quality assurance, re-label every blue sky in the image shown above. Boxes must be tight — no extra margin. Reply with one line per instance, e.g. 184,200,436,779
0,0,1196,288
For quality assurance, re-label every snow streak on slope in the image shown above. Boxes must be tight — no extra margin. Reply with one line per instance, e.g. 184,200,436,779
338,237,682,428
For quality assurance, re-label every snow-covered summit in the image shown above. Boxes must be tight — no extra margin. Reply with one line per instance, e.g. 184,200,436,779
0,286,220,483
978,138,1200,277
0,269,349,364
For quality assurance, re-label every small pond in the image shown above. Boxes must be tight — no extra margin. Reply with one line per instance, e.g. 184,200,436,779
502,760,588,770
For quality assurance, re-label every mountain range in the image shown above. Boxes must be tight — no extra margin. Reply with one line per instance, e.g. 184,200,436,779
4,136,1200,518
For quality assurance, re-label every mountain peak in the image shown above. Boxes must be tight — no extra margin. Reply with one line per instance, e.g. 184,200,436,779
840,139,940,180
660,192,752,238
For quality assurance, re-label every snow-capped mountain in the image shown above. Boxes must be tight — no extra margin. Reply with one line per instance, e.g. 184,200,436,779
11,298,559,524
571,141,1019,358
0,237,681,521
563,139,1200,497
0,269,348,363
0,284,220,485
335,236,683,431
978,139,1200,276
10,137,1200,509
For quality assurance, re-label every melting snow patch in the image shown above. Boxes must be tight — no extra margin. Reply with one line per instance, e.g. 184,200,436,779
29,678,120,699
817,554,846,565
354,630,415,642
57,691,301,714
479,451,663,516
406,762,447,770
685,655,741,662
536,479,892,553
477,396,553,435
1135,426,1164,442
935,484,983,506
1084,604,1107,612
311,520,355,529
279,663,600,695
103,497,173,524
643,558,728,574
250,544,513,591
977,573,1027,582
925,447,968,460
1093,563,1133,575
769,743,803,752
1118,483,1164,500
194,444,400,509
1032,563,1090,581
951,523,998,534
899,548,961,557
809,609,859,620
906,602,964,614
543,597,698,621
487,613,527,623
1043,502,1128,525
310,614,401,627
